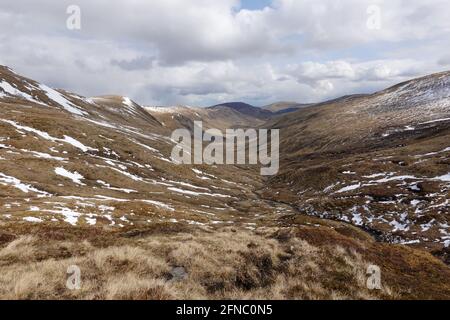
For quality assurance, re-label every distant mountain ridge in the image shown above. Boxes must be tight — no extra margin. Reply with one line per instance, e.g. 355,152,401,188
208,102,274,119
263,102,315,114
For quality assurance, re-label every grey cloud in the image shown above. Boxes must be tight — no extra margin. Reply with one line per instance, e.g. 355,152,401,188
0,0,449,106
438,56,450,66
111,56,156,71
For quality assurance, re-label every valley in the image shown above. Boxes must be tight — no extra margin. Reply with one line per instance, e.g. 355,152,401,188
0,65,449,299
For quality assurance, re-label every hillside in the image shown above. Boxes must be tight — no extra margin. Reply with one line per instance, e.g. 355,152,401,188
0,65,449,299
264,71,450,263
263,102,314,114
208,102,274,119
145,104,267,131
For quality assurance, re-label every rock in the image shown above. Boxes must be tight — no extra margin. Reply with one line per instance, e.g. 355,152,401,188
170,266,188,281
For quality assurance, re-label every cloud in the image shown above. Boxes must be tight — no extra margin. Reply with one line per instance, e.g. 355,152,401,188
111,56,156,71
438,56,450,66
287,59,433,86
0,0,449,106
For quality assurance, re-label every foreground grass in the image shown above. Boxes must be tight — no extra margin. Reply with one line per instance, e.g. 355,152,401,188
0,222,449,300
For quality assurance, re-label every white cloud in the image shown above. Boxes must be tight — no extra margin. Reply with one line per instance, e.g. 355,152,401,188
0,0,449,105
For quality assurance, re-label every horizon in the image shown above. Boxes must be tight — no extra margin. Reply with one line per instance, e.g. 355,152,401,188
4,63,447,109
145,68,450,108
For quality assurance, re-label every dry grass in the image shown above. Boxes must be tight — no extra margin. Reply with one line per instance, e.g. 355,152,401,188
0,225,430,300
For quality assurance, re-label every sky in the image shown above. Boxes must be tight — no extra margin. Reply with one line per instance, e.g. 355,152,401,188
1,0,450,107
241,0,274,10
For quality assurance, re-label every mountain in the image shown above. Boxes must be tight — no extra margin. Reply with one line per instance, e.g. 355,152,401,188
208,102,274,119
263,102,314,114
1,65,449,299
0,65,267,227
264,71,450,262
89,95,162,126
145,104,267,131
145,101,307,132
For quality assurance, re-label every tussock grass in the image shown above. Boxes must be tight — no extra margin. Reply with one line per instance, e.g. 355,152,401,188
0,226,412,300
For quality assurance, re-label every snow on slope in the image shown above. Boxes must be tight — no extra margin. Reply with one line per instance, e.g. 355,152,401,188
0,67,87,115
0,172,50,196
121,97,143,116
54,167,86,185
0,119,98,153
38,84,87,116
368,71,450,115
0,80,43,105
145,105,198,114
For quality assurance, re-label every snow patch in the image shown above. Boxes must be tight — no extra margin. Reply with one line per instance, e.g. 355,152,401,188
62,135,98,152
0,120,97,153
0,172,49,196
0,80,43,105
54,167,85,185
23,217,43,223
141,200,175,211
434,173,450,182
38,84,86,115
